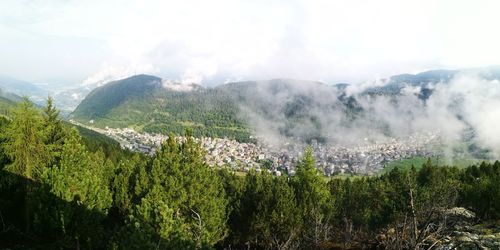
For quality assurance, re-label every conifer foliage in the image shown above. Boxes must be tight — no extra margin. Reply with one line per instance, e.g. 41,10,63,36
0,97,499,249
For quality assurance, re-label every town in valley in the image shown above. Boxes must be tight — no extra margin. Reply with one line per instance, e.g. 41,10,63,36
72,121,440,176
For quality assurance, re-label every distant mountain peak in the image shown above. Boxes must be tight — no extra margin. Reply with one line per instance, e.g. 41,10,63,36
120,74,161,83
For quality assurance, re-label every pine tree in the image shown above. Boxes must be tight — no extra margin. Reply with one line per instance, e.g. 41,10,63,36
113,159,135,215
133,133,228,247
292,147,331,247
236,170,274,246
217,169,245,246
39,128,113,247
2,98,49,232
43,97,66,165
3,97,49,180
268,176,301,249
127,184,176,249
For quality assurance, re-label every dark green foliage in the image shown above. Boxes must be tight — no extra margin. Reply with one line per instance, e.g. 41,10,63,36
2,98,50,180
291,147,332,247
43,97,67,165
226,171,300,249
459,161,500,219
117,133,228,249
1,98,51,234
35,129,113,247
0,97,499,249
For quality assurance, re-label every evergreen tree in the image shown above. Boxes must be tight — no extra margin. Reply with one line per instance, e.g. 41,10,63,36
233,171,301,249
126,184,178,249
268,176,301,249
235,170,274,247
292,147,331,247
113,157,137,215
42,97,66,165
3,97,49,180
2,98,50,232
38,129,113,247
131,133,228,247
217,169,245,246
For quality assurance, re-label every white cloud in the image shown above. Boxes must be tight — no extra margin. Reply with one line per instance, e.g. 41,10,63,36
82,62,159,86
1,0,500,84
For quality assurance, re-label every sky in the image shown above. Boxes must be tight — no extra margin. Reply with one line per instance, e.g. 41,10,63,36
1,0,500,86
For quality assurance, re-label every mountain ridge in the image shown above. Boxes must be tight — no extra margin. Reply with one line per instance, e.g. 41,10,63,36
72,76,359,142
71,67,500,143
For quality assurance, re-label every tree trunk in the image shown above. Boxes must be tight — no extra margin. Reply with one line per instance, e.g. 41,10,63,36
24,178,31,233
409,187,418,249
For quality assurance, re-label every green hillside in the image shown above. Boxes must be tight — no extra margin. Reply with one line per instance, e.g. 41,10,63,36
72,75,251,141
72,76,356,142
0,96,16,116
0,87,26,116
72,74,164,118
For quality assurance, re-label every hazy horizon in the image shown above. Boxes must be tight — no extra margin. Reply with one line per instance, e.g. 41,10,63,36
2,0,500,86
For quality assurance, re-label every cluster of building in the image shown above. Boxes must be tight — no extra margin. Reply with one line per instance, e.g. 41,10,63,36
307,134,439,175
90,125,440,176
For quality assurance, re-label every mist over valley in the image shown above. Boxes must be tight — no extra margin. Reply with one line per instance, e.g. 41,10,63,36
2,1,500,248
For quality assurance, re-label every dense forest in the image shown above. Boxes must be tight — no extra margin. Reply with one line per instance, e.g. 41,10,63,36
1,98,499,249
72,75,252,142
72,76,360,144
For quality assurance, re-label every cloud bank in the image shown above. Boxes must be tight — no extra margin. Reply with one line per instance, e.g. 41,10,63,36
235,74,500,160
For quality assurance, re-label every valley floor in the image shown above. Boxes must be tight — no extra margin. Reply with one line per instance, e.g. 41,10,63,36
70,120,447,176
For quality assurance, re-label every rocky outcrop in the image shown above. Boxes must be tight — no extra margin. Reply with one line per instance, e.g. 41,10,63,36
375,207,500,249
435,208,500,250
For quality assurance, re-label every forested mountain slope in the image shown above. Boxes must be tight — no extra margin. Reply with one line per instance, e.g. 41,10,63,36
72,76,358,142
1,99,499,248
